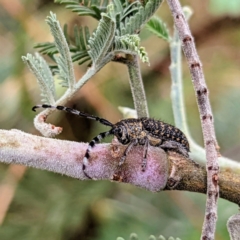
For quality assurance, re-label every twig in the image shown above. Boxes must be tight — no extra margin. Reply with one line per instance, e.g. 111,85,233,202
169,6,240,172
0,129,168,192
126,54,149,118
227,213,240,240
169,7,191,135
0,129,239,205
166,1,220,239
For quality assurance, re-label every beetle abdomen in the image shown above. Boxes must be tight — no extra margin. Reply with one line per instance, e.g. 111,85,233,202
141,118,190,151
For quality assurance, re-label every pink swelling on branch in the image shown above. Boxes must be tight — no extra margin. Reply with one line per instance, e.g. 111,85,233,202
0,130,169,192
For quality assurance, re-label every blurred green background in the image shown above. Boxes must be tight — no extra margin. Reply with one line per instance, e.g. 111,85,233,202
0,0,240,239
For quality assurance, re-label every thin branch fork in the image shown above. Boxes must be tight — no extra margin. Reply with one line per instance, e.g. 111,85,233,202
0,130,239,206
166,1,220,239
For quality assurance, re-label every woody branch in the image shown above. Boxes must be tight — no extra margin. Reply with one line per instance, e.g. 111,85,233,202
167,1,220,239
0,130,239,205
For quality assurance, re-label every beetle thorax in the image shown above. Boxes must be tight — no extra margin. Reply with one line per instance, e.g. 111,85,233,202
112,119,147,145
123,119,145,138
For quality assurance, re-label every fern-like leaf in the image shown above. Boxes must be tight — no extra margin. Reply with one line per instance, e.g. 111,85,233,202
71,25,92,64
88,13,116,67
145,15,170,41
56,0,110,20
120,0,141,21
35,25,92,66
22,53,56,104
112,0,141,31
34,42,58,55
114,34,149,63
118,0,164,36
74,25,88,50
46,12,76,89
35,24,69,56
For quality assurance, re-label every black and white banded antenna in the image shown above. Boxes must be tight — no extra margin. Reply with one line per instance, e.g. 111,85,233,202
32,104,114,177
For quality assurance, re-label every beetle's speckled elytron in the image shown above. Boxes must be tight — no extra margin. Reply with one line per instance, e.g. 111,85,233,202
33,104,190,172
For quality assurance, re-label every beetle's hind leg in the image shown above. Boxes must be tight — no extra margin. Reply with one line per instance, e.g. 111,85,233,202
160,140,189,158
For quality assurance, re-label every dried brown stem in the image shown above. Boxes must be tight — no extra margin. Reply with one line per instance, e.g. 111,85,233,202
166,1,220,239
165,152,240,206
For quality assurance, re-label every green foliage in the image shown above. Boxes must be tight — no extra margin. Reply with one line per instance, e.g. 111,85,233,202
46,12,76,89
145,16,170,42
22,53,56,104
72,25,91,64
88,13,116,67
35,25,92,66
34,42,57,56
56,0,110,20
23,13,78,104
57,0,141,22
36,0,163,66
114,34,149,63
117,0,163,36
112,0,141,22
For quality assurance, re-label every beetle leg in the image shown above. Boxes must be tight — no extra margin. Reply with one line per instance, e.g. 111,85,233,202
160,140,189,158
119,139,138,166
142,138,149,171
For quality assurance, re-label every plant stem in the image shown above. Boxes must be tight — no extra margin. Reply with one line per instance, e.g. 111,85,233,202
0,129,240,205
126,54,149,118
169,19,188,134
227,213,240,240
169,6,240,171
166,1,219,239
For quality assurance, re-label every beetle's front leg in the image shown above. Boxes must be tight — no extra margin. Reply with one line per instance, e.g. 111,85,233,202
119,139,138,167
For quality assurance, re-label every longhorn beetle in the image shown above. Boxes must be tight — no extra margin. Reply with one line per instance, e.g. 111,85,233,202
32,104,190,174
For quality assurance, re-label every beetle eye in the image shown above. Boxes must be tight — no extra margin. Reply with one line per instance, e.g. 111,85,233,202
118,128,123,137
